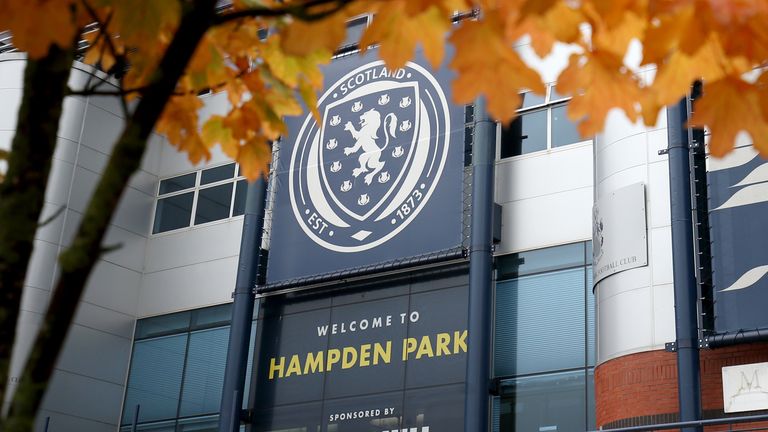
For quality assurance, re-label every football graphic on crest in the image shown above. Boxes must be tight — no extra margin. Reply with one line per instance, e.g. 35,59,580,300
288,60,451,252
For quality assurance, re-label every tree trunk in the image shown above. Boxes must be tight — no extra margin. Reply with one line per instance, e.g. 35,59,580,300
2,1,218,430
0,45,74,412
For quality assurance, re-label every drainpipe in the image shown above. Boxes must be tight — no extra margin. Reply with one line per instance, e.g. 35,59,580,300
464,97,496,432
218,175,268,432
666,97,702,431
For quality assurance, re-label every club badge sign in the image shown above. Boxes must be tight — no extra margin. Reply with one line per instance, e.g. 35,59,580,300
267,50,464,284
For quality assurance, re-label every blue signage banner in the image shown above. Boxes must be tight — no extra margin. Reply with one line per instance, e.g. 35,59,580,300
266,47,465,284
707,145,768,333
249,268,469,432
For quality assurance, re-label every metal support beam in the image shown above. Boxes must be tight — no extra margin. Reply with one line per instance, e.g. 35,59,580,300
666,98,702,431
218,175,268,432
464,97,496,432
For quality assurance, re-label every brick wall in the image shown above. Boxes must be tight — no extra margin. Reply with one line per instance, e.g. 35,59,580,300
595,342,768,429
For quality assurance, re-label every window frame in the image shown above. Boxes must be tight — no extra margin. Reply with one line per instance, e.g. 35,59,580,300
150,162,247,236
496,84,590,161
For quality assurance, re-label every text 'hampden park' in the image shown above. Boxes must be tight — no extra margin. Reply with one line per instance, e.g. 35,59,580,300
268,330,468,380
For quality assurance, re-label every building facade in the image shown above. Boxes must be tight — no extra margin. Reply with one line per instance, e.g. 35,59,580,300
1,30,767,432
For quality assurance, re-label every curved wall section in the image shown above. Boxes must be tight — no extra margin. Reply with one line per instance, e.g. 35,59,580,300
593,108,674,365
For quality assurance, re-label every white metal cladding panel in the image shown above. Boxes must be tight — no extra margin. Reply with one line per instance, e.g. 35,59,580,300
594,108,675,365
138,255,239,317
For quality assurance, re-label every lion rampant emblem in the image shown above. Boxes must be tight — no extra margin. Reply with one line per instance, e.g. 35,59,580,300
343,108,398,185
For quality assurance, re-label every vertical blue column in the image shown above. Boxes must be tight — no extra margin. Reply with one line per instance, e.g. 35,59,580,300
219,175,268,432
464,97,496,432
666,98,702,431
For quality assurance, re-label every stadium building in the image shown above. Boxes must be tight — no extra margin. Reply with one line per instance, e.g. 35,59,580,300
1,20,768,432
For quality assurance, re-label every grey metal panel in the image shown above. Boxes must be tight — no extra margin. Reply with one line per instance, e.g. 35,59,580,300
0,88,22,129
80,103,123,155
57,96,87,142
36,410,116,432
56,324,132,384
41,369,125,426
83,261,142,316
111,186,154,236
24,239,59,290
74,302,136,339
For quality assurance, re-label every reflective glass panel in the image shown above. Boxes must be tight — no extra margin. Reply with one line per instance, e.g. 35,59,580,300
552,104,582,148
201,163,235,185
495,268,586,376
135,311,191,340
194,184,233,225
233,180,248,217
497,242,585,280
159,173,196,195
153,192,194,233
520,91,546,108
122,334,188,423
179,327,230,416
500,110,547,158
499,371,587,432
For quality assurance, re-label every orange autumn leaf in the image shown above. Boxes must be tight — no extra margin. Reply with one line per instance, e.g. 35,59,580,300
690,76,768,157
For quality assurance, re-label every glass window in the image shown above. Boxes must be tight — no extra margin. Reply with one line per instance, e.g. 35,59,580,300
233,180,248,217
176,415,220,431
179,327,230,417
497,242,585,280
122,334,188,424
201,163,235,185
549,84,566,102
339,15,369,49
552,104,581,148
520,91,545,108
192,303,232,330
495,267,587,376
159,173,196,195
587,266,596,367
500,110,547,157
135,311,191,340
498,371,587,432
153,192,194,234
195,184,233,225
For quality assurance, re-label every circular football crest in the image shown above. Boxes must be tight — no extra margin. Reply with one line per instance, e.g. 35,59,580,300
288,60,451,252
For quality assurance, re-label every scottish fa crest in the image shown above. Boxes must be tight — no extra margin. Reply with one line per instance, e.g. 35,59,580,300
288,61,451,252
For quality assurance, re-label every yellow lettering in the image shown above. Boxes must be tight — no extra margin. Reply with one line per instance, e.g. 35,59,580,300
403,337,417,360
436,333,451,356
374,341,391,365
359,344,371,367
342,347,358,369
454,330,468,354
326,348,341,371
269,357,284,380
416,335,435,359
304,351,324,375
285,355,302,377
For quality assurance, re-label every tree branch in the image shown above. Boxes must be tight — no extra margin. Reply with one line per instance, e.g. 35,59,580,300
0,43,75,426
3,0,219,429
213,0,354,26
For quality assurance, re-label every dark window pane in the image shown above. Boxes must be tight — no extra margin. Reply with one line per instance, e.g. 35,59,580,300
552,104,582,148
495,268,586,376
233,180,248,217
587,369,596,430
120,420,177,432
179,327,230,417
500,110,547,158
194,184,233,225
153,192,194,234
340,15,368,49
159,173,196,195
520,91,545,108
586,240,593,265
177,415,220,431
201,163,235,185
587,266,596,366
191,303,232,329
122,334,188,424
497,243,584,280
135,311,191,339
499,371,587,432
